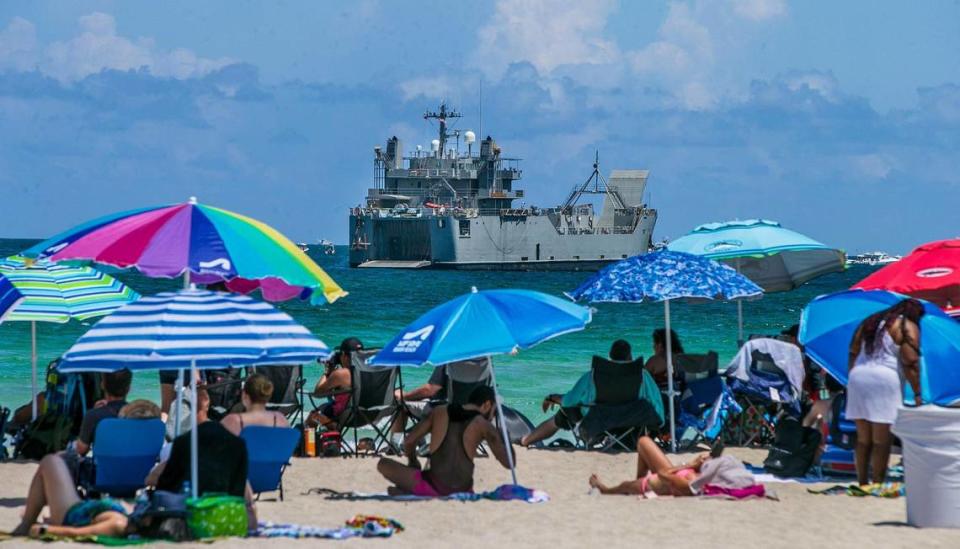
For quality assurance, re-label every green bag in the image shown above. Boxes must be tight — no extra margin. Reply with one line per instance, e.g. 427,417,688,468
186,495,248,539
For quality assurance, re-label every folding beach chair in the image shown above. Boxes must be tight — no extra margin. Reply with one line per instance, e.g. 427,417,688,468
335,349,402,456
443,358,494,406
240,426,301,500
818,391,857,476
576,356,661,452
0,407,9,461
727,348,802,446
93,418,165,497
675,353,729,449
205,368,244,421
250,365,304,421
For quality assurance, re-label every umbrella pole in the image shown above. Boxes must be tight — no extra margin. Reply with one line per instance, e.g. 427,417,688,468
488,362,517,485
737,299,744,347
30,321,38,421
664,300,676,453
173,368,184,437
189,359,199,500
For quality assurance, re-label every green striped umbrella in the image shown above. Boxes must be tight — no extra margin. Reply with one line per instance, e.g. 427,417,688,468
0,256,140,419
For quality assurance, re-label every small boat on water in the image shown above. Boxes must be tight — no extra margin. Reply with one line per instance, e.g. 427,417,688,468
297,242,310,253
846,251,901,266
318,239,336,255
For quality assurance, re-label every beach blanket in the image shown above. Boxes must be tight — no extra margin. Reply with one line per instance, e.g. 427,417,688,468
255,515,403,539
702,484,774,500
306,484,549,503
746,463,904,484
807,482,905,498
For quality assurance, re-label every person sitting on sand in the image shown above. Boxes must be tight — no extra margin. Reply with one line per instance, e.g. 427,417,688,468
306,338,362,428
221,373,290,435
73,369,133,456
520,339,661,447
12,454,131,538
589,435,713,497
377,385,513,496
644,329,684,387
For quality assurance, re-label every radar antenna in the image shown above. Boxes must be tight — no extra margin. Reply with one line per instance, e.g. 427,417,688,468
562,151,626,210
424,102,462,154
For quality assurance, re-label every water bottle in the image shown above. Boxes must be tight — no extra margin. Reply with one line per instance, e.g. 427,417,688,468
181,480,191,497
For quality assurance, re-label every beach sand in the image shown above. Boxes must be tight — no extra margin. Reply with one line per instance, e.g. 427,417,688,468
2,446,959,548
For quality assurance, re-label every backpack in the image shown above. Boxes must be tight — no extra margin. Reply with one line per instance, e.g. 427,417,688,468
127,490,191,542
762,416,822,478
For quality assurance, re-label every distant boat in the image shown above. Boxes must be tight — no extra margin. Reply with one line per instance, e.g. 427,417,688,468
297,242,310,253
846,251,901,266
318,239,336,255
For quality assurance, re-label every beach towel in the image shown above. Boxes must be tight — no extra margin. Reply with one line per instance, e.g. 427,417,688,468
306,484,549,503
255,515,403,539
807,482,905,498
702,484,770,500
689,455,755,494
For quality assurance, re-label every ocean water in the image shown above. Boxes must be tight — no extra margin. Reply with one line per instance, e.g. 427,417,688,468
0,238,874,423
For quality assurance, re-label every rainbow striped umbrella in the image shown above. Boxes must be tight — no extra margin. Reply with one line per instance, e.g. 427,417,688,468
0,256,140,419
24,198,346,305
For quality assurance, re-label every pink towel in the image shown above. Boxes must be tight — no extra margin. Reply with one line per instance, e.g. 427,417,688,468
702,484,766,499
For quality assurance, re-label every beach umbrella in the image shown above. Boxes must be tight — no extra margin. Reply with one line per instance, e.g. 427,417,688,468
800,289,960,406
23,197,346,305
59,288,329,499
853,239,960,315
0,276,25,322
0,256,139,419
369,287,593,484
668,219,845,343
567,250,763,451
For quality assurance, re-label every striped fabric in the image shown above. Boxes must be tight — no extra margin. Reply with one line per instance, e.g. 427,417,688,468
60,289,330,372
0,256,139,323
0,276,25,324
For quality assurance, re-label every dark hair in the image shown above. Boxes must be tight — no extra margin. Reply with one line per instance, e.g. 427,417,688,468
781,324,800,338
103,369,132,397
609,339,632,361
653,328,684,354
340,337,363,354
467,385,496,406
244,373,274,404
858,298,925,355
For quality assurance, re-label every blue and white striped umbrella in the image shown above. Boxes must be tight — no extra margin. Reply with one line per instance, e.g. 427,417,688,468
59,288,330,372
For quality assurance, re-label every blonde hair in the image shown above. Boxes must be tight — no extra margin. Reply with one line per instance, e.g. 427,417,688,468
243,373,274,405
119,399,161,419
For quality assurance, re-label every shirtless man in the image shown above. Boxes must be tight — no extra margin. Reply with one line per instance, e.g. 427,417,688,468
377,385,513,496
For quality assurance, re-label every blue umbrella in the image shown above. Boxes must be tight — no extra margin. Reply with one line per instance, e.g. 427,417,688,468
800,289,960,406
568,250,763,450
668,219,845,342
0,276,25,323
370,287,593,483
60,288,329,498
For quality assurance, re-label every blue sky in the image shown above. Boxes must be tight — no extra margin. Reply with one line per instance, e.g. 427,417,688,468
0,0,958,253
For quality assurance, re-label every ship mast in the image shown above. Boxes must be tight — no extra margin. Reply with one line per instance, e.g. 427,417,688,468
424,102,462,154
563,151,626,210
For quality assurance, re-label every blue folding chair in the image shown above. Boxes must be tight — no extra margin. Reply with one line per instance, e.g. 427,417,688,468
93,418,165,497
240,426,300,500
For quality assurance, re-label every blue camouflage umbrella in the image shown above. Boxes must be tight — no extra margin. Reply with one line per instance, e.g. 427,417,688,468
800,289,960,406
370,287,592,483
568,250,763,450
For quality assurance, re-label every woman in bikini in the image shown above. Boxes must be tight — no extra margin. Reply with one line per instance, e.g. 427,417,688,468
589,435,711,497
221,373,289,435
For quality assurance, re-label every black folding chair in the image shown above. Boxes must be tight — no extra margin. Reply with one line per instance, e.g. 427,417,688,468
444,358,494,406
251,365,304,421
335,349,403,456
577,356,660,452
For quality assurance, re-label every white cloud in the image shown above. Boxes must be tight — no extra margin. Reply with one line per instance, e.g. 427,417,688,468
399,76,456,101
783,70,840,101
852,153,895,179
473,0,620,79
0,12,233,83
730,0,787,21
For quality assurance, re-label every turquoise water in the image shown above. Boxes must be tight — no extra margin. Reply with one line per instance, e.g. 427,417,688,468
0,238,874,423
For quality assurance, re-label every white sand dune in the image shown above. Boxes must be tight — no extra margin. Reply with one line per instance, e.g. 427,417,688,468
2,447,959,548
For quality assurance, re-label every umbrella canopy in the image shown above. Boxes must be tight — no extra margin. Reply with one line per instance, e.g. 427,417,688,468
370,287,592,484
799,289,960,406
369,288,592,367
567,250,763,303
59,289,330,372
667,219,845,292
0,276,25,323
23,198,346,305
0,256,140,322
854,239,960,314
568,250,763,451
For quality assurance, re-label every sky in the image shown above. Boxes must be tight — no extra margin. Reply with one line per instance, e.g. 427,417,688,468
0,0,958,253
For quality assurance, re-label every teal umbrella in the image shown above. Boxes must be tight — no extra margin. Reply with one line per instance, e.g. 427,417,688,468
668,219,845,343
0,256,140,419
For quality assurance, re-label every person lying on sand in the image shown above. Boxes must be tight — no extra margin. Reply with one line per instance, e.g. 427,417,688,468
589,436,719,497
377,385,513,496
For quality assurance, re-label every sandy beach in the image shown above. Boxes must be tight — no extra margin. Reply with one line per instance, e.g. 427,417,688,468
2,446,959,548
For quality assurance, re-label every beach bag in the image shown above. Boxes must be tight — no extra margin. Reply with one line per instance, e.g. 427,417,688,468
15,365,100,459
187,494,248,538
320,431,341,457
14,411,74,460
763,416,821,478
128,490,190,541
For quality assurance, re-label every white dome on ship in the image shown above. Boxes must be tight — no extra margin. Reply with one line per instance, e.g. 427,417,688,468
431,139,440,152
464,130,476,144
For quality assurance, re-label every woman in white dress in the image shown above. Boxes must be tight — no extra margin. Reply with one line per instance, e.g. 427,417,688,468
846,299,923,485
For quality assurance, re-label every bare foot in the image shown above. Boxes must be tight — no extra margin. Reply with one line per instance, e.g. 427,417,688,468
589,474,606,492
11,522,31,537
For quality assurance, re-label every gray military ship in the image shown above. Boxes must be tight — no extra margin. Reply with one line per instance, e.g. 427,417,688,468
349,103,658,270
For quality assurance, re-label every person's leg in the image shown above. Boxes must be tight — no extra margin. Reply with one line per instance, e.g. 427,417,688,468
854,420,872,486
589,474,643,495
636,436,674,475
376,458,420,494
14,455,82,534
521,417,560,447
870,423,893,484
